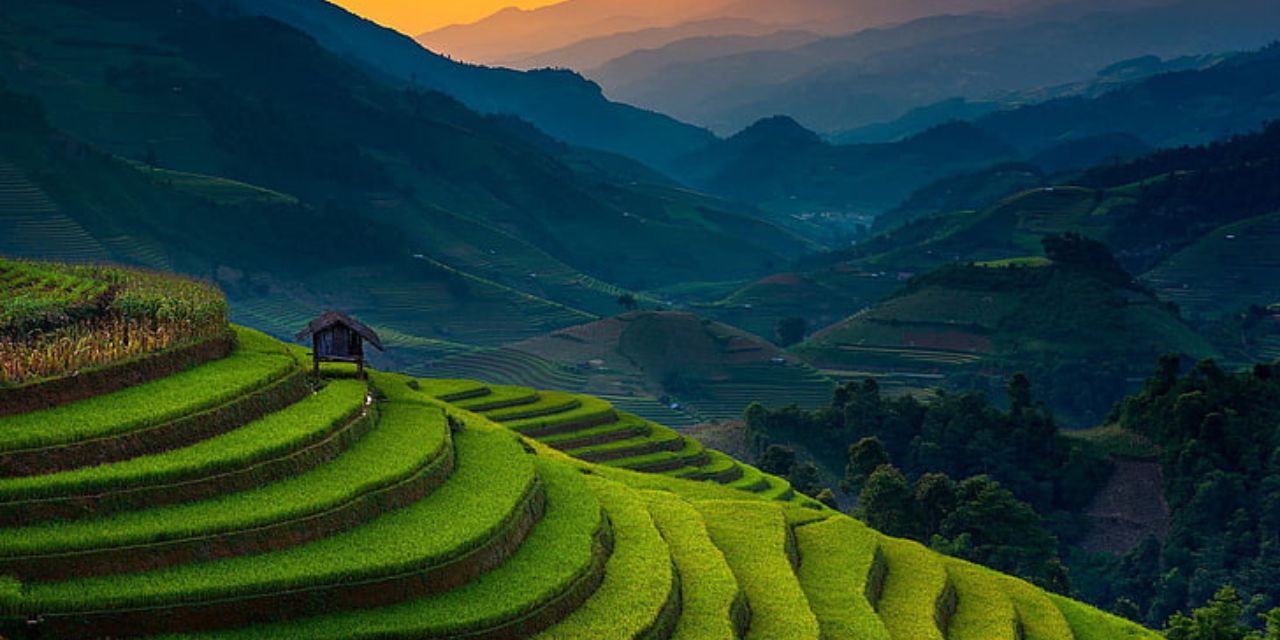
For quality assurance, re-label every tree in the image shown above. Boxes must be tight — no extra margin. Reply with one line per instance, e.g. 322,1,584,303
857,465,915,537
1041,232,1131,286
775,317,808,347
758,445,797,476
1164,586,1254,640
913,473,957,538
843,437,889,493
790,462,822,497
941,476,1066,591
815,488,839,509
616,293,638,312
1008,373,1033,415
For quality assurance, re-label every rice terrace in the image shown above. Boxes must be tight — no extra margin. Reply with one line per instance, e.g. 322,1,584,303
2,0,1280,638
0,264,1156,638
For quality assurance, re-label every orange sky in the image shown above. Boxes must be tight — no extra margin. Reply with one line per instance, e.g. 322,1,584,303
331,0,565,35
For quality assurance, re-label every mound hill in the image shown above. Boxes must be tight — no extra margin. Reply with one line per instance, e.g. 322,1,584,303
424,311,836,425
795,245,1217,424
0,275,1159,639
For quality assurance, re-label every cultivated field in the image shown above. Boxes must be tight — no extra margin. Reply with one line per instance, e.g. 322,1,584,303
0,315,1161,639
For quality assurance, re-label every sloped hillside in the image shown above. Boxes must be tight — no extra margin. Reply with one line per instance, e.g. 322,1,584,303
0,0,805,314
225,0,719,171
0,279,1157,639
423,311,836,425
795,248,1217,423
1142,212,1280,321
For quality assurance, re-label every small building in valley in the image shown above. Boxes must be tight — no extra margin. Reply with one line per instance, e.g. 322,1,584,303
296,311,383,378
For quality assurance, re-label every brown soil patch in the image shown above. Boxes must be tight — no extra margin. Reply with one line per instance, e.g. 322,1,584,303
687,421,752,462
902,331,993,353
1081,459,1171,555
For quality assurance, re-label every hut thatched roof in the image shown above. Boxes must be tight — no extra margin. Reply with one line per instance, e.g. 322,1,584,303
295,311,384,351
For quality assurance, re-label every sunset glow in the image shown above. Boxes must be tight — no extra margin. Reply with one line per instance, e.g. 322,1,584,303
329,0,565,36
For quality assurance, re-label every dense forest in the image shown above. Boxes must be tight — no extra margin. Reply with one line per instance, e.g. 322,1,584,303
744,371,1107,589
744,354,1280,629
1076,358,1280,626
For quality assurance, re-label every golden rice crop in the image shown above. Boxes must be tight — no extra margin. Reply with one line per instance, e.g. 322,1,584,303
0,259,227,385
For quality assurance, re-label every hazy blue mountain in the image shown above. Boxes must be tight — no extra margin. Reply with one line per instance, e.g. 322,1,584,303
598,0,1280,135
831,53,1226,143
506,17,784,71
674,117,1017,216
973,44,1280,154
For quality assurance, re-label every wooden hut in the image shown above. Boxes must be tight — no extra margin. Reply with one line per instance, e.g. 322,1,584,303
295,311,384,378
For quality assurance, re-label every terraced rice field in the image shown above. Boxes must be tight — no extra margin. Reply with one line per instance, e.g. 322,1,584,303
0,160,108,263
1142,213,1280,320
0,323,1162,639
836,344,984,367
682,363,835,419
412,347,590,391
436,381,808,503
1258,335,1280,363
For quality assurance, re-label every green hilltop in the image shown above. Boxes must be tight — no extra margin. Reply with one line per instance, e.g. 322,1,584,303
794,236,1218,424
0,262,1158,639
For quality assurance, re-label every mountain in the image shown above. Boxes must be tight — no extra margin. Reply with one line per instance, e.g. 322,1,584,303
674,118,1017,218
831,52,1227,144
417,0,735,66
794,240,1218,425
596,0,1280,135
0,0,807,364
207,0,717,171
779,119,1280,374
417,0,1040,70
813,119,1280,276
972,44,1280,154
585,28,825,92
502,17,783,71
692,42,1280,226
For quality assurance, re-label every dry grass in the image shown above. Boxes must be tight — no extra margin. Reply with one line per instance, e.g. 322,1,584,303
0,259,226,385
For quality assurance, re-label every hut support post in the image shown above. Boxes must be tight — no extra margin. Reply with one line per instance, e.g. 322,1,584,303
312,335,321,379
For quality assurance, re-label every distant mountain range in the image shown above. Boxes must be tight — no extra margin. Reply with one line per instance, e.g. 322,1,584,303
664,44,1280,219
416,0,1042,68
589,0,1280,135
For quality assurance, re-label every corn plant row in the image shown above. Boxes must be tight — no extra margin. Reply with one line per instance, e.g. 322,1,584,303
0,327,296,452
0,258,226,384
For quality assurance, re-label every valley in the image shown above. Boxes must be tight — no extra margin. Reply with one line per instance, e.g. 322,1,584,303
2,0,1279,636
